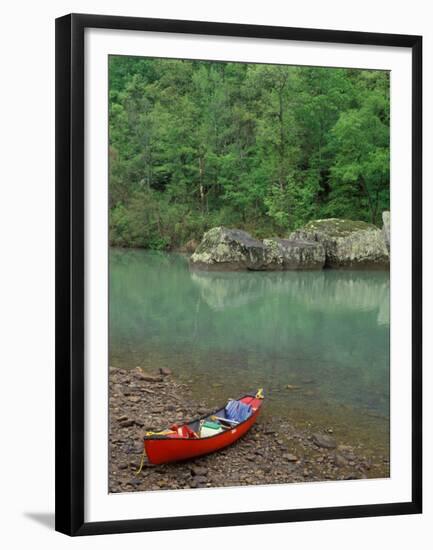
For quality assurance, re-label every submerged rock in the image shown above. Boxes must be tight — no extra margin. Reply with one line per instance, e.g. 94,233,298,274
263,237,325,270
190,226,267,271
312,433,337,449
290,218,389,269
159,367,172,376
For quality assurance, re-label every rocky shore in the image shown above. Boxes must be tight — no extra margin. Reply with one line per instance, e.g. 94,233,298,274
189,213,390,271
109,367,389,493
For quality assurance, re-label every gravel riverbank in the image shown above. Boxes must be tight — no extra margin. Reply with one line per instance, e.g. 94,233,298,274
109,367,389,493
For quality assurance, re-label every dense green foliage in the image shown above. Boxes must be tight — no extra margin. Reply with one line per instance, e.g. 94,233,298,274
109,57,389,249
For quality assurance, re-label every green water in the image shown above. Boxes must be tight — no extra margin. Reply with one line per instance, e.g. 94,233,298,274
110,249,390,452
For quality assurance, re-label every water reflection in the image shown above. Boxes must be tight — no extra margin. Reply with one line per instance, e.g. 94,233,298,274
191,269,389,325
110,249,390,419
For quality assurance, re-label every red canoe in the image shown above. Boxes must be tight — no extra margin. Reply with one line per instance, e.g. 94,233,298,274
144,391,264,464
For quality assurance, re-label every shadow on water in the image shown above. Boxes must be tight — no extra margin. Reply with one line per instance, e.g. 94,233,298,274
109,249,390,452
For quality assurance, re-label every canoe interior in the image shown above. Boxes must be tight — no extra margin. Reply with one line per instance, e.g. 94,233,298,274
144,393,263,441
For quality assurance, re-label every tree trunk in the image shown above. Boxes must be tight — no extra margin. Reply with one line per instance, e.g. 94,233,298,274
359,178,376,224
278,89,285,191
198,156,205,213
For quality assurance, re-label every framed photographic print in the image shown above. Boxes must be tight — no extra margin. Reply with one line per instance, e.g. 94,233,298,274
55,13,422,536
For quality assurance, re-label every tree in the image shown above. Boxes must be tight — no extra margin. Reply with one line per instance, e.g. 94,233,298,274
327,77,390,224
108,57,390,249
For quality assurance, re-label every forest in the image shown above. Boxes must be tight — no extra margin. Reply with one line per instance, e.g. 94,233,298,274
109,56,390,250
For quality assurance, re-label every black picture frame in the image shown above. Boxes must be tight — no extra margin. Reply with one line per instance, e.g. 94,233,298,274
55,13,422,536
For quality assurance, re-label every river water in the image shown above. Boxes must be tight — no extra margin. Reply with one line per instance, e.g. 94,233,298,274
110,249,390,460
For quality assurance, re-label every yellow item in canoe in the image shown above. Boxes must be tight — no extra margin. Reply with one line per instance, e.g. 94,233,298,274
145,429,176,436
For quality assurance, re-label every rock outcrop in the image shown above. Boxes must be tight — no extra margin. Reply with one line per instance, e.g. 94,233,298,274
190,217,390,271
190,227,267,271
289,218,389,269
190,227,324,271
263,238,325,270
382,211,390,252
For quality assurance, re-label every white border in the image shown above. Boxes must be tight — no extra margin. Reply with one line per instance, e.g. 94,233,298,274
85,28,412,523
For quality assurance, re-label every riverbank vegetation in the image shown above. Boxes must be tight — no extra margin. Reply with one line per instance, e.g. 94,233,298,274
109,57,390,250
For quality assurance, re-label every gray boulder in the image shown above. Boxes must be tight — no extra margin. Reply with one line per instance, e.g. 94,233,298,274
290,218,389,269
382,211,390,251
190,227,267,271
312,433,337,449
263,238,325,270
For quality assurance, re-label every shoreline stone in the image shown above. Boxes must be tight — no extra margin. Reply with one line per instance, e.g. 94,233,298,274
109,367,389,493
290,218,389,269
190,226,267,271
263,238,325,270
312,433,337,449
189,216,389,272
382,211,390,251
159,367,172,376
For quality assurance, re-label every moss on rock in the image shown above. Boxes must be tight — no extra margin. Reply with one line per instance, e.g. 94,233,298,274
190,227,267,271
299,218,377,237
190,216,389,271
263,238,325,270
290,218,389,269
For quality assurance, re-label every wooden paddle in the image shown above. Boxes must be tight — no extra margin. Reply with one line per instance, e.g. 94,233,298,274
211,415,239,426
